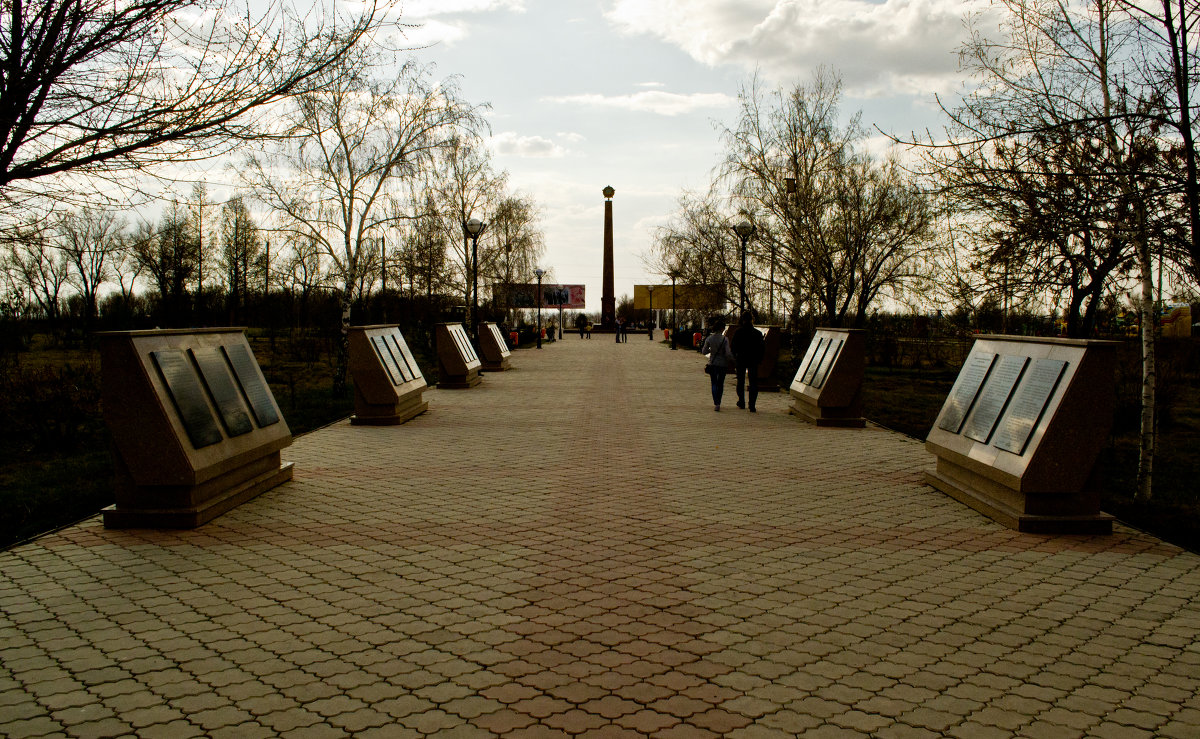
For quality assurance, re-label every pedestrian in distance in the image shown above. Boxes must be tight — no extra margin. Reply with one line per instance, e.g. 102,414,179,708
615,319,622,343
701,320,734,411
576,313,587,339
732,312,765,412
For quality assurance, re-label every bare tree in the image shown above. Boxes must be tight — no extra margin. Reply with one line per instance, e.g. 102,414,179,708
432,135,504,313
486,193,545,315
718,70,939,327
131,200,198,325
219,196,261,323
0,0,393,208
55,208,125,325
246,54,484,391
3,223,70,323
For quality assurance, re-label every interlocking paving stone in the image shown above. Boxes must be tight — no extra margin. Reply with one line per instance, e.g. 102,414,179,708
3,337,1200,735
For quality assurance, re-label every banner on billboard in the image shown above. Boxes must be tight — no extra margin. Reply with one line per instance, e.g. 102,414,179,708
496,284,586,309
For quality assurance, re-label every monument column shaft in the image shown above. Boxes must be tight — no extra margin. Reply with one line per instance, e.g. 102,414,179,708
602,198,615,329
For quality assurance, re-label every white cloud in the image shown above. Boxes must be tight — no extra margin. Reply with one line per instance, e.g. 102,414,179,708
604,0,990,97
636,82,666,88
489,132,567,158
400,0,525,16
557,132,587,143
392,19,468,47
545,90,736,116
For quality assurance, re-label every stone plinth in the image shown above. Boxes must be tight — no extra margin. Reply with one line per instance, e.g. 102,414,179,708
349,325,429,425
436,323,482,388
478,322,512,372
924,335,1115,534
99,328,293,528
788,328,866,427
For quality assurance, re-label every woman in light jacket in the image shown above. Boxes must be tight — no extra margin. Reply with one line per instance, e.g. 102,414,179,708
700,321,734,411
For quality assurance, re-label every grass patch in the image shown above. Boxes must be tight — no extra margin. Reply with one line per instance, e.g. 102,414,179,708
862,366,959,440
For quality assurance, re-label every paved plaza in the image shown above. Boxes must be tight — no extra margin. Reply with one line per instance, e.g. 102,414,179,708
3,335,1200,738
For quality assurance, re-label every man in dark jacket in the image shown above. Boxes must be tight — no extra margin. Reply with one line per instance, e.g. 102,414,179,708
731,312,765,412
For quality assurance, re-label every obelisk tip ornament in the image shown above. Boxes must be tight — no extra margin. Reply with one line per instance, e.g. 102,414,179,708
601,186,616,330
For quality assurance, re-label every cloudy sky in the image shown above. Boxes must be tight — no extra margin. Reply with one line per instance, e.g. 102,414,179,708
392,0,985,309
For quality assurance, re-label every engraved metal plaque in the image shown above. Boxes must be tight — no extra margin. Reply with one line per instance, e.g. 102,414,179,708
190,347,253,437
390,334,422,381
151,350,223,449
387,334,414,382
963,354,1028,443
489,324,510,355
450,325,477,362
992,359,1068,455
794,337,824,387
372,335,404,385
811,338,844,389
937,352,997,434
222,343,280,427
801,338,830,385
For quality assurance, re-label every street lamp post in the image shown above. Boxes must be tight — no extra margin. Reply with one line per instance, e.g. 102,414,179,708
734,219,756,316
555,286,565,339
646,285,656,339
534,268,545,349
464,217,487,342
669,270,679,350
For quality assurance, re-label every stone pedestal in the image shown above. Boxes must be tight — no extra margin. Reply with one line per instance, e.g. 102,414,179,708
436,323,482,388
788,329,866,427
349,325,429,425
478,322,512,372
98,328,293,528
924,335,1115,534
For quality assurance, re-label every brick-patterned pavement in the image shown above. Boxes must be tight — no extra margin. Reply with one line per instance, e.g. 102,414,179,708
3,335,1200,738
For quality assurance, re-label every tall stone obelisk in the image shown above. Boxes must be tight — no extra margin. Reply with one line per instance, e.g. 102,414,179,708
601,186,616,330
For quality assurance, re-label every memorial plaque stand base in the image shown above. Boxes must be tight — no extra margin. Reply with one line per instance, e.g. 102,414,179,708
350,388,428,425
103,452,294,529
924,457,1112,535
438,370,482,389
788,393,865,428
480,357,511,372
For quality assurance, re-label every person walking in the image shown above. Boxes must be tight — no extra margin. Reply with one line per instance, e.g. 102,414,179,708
615,319,622,343
700,321,733,411
576,312,587,339
731,312,766,412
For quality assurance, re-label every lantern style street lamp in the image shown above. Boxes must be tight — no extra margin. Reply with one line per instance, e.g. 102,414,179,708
734,219,756,315
534,268,545,349
464,217,487,341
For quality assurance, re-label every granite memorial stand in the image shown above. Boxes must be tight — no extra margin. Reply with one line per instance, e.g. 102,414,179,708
99,328,293,528
436,322,483,388
477,322,512,371
788,328,867,427
348,325,429,425
924,335,1115,534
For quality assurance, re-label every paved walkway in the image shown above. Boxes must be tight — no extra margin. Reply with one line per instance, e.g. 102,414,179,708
3,335,1200,738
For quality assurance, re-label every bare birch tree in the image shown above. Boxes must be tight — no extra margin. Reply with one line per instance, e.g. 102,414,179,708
245,54,484,391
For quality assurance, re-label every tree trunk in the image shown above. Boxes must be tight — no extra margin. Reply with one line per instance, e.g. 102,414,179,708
1134,206,1156,502
334,293,352,395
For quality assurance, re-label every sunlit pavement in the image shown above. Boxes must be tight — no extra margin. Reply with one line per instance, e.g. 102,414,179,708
3,335,1200,738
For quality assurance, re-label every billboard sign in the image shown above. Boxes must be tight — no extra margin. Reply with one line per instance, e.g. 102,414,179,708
634,284,727,310
497,284,586,309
